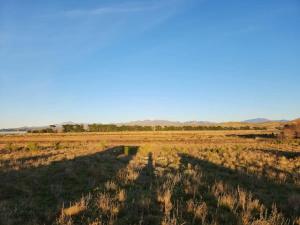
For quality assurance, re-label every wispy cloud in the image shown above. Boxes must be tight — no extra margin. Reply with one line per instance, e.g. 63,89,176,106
63,1,174,17
3,0,193,62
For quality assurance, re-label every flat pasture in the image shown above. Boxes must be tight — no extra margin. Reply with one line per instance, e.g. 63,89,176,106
0,131,299,225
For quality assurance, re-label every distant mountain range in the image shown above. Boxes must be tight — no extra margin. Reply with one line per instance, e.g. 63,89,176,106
118,119,289,127
117,120,215,126
0,122,75,132
0,118,293,132
242,118,289,123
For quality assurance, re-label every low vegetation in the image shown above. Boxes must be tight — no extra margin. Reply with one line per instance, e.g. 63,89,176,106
27,124,268,133
280,120,300,139
0,131,299,225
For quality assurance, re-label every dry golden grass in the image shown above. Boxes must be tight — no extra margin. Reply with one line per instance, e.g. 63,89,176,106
0,131,299,225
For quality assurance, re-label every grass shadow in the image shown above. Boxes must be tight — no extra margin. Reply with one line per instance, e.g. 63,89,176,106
178,154,238,225
178,153,300,221
226,133,276,139
256,148,300,159
116,152,163,225
0,145,137,225
0,153,59,170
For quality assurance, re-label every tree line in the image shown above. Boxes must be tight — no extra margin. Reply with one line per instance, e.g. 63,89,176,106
28,124,267,133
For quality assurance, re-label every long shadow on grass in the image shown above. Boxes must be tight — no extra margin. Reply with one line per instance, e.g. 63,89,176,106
0,153,59,170
178,155,238,225
116,152,163,225
226,133,276,139
255,148,300,159
0,146,137,225
179,153,300,221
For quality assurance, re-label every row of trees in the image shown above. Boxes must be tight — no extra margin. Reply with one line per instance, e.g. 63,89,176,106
57,124,266,132
28,124,267,133
88,124,153,132
62,124,85,132
28,128,56,133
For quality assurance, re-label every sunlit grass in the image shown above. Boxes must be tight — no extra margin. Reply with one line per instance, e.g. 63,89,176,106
0,131,299,225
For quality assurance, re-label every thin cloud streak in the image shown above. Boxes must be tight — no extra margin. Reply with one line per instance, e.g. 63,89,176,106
62,1,178,17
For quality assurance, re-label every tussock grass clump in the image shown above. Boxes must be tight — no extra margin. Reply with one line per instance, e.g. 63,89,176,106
123,146,139,156
54,141,61,150
27,142,39,151
5,142,16,151
63,196,88,216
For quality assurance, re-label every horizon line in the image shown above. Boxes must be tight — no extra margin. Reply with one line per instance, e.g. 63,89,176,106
1,117,298,130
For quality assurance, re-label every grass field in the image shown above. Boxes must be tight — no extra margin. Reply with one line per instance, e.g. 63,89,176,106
0,131,299,225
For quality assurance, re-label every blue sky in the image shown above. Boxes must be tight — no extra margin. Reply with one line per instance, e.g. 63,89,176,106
0,0,300,128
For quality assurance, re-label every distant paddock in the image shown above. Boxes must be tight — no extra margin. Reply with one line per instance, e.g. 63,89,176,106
0,130,276,144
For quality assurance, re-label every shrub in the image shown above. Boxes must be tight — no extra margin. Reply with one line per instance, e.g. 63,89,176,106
100,141,107,149
124,146,130,156
123,146,138,156
54,142,61,150
5,143,16,151
27,142,39,151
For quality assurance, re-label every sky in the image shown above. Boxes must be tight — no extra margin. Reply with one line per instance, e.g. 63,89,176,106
0,0,300,128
